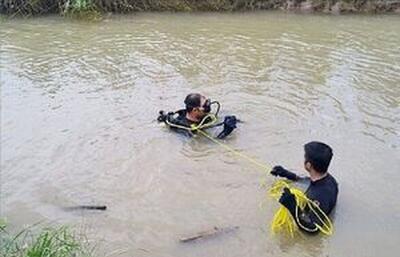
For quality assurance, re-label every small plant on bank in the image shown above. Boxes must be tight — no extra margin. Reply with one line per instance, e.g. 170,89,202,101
0,220,93,257
62,0,101,20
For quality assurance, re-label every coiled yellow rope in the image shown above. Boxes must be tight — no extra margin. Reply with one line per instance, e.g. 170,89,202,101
269,180,334,236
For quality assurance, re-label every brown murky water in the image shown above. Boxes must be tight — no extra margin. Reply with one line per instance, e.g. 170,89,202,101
1,12,399,257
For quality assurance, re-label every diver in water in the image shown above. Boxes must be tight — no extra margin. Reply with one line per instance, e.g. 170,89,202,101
270,141,338,234
157,93,238,139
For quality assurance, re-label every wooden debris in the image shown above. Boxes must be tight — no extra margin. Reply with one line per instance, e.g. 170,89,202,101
63,205,107,211
179,226,239,243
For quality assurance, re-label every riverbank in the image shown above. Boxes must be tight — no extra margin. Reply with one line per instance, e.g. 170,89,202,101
0,220,93,257
1,0,400,16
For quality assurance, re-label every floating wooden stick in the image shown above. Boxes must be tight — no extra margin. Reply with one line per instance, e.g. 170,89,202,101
179,226,239,243
63,205,107,211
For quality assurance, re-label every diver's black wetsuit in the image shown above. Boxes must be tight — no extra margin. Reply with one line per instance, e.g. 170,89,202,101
285,172,338,234
158,109,237,139
166,109,198,137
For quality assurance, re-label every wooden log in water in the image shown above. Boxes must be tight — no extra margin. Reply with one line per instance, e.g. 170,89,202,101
179,226,239,243
63,205,107,211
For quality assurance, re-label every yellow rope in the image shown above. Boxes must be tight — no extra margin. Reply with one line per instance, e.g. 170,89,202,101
269,180,334,236
196,129,271,171
164,115,270,170
163,116,334,236
164,113,218,132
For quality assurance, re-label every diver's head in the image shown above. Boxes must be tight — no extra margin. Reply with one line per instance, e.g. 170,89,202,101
184,93,210,122
304,141,333,174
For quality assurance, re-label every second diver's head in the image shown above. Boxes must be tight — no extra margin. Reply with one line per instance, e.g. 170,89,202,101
184,93,210,122
303,141,333,175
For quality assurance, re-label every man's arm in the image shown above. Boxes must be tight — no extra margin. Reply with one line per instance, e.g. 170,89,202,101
270,166,303,181
158,110,194,137
279,188,325,234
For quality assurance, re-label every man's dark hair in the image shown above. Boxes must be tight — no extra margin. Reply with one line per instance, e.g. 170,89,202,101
184,93,202,112
304,141,333,174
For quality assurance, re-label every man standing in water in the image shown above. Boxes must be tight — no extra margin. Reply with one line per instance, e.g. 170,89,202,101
270,141,338,233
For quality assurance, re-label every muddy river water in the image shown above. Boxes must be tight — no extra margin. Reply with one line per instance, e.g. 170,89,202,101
1,12,399,257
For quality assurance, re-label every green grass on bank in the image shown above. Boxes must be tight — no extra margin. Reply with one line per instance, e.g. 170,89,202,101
1,0,399,17
62,0,101,19
0,219,93,257
0,0,101,18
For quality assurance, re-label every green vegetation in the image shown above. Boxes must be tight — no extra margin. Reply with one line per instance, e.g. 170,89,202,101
0,220,93,257
0,0,399,16
63,0,95,13
62,0,101,19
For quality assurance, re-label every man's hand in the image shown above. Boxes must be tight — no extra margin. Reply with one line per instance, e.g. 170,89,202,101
270,166,298,181
279,187,296,213
217,116,237,139
157,111,167,122
157,111,174,122
223,116,237,129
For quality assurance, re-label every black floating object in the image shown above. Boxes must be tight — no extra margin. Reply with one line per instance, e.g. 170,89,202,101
64,205,107,211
